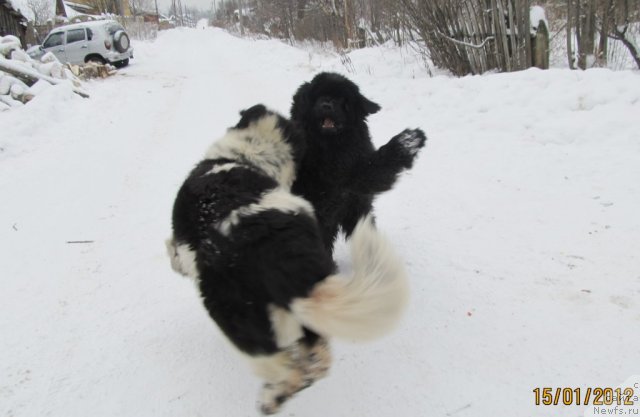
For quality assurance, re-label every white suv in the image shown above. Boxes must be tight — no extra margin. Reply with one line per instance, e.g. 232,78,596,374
29,20,133,68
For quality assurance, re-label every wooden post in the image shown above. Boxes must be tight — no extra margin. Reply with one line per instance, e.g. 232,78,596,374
567,0,575,69
532,20,549,69
238,0,244,35
523,0,532,68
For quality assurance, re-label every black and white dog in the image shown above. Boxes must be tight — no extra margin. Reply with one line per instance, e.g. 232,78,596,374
166,105,408,414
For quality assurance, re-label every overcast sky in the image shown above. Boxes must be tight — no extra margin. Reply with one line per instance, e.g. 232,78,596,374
12,0,217,19
155,0,216,14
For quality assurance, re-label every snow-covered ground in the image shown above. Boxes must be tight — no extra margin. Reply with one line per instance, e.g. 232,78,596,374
1,28,639,417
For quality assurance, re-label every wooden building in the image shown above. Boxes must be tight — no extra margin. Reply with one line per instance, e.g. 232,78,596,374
55,0,132,18
0,0,27,46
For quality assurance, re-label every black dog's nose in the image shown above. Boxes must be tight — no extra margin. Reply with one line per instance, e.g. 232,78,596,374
320,100,334,112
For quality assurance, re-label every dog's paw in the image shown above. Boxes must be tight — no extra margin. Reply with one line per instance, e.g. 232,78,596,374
394,128,427,157
387,128,427,168
258,383,290,415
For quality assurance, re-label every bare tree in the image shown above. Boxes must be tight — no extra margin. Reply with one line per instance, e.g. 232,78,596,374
567,0,597,69
566,0,639,69
26,0,53,24
129,0,155,15
603,0,640,68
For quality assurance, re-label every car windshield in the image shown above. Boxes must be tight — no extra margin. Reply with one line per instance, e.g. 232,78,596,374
43,32,64,48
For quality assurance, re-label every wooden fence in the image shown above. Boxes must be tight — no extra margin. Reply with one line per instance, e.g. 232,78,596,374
403,0,549,75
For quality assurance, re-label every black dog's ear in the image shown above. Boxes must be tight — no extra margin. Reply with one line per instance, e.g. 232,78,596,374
361,96,381,115
290,82,311,121
236,104,268,129
280,120,308,164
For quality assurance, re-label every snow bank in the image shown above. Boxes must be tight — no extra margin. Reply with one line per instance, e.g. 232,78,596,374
0,35,86,113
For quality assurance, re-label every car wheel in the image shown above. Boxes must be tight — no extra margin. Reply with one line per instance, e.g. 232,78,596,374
113,31,130,53
113,58,129,68
85,55,106,65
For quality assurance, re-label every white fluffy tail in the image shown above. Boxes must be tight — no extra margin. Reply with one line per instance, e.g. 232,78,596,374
291,216,409,342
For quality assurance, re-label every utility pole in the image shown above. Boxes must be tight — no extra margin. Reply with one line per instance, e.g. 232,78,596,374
238,0,244,35
176,0,183,26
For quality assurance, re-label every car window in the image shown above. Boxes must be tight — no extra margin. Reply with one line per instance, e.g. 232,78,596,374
43,32,64,48
87,28,93,41
66,29,86,44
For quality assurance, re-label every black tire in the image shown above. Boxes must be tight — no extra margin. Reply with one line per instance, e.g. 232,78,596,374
113,58,129,68
113,30,130,53
85,55,106,65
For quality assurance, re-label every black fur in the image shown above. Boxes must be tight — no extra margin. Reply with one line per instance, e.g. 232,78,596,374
169,105,332,355
290,72,427,251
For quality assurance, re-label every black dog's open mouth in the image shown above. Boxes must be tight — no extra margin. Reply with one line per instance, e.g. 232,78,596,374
322,118,335,129
320,117,340,133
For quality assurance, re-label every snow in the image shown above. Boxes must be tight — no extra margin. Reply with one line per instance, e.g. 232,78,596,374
1,27,640,417
196,18,208,30
530,5,548,30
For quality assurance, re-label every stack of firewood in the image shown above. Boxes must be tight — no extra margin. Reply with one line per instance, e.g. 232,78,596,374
68,62,118,80
0,35,97,111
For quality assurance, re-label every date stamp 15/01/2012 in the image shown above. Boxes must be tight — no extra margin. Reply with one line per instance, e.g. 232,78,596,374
533,377,640,417
533,387,637,406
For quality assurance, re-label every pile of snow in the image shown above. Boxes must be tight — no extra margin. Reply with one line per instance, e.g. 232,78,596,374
530,5,549,32
0,35,85,111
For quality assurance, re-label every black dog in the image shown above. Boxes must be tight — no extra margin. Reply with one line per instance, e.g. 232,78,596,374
166,105,408,414
291,72,426,252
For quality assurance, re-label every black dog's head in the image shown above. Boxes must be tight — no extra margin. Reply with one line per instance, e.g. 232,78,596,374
290,72,381,136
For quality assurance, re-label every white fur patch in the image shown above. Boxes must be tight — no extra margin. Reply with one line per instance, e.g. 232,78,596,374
268,304,303,349
217,188,315,236
204,114,296,188
204,163,239,175
248,351,293,383
165,238,199,280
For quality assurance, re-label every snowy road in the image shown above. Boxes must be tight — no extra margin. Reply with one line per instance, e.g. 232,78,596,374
1,28,639,417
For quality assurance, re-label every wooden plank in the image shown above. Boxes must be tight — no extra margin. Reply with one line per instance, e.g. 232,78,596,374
523,0,532,68
493,0,512,71
505,0,519,70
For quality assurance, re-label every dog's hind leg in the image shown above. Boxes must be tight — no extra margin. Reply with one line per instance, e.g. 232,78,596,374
301,336,331,386
251,337,332,414
250,345,309,415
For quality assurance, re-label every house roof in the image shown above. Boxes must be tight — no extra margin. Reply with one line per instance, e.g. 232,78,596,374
48,19,121,33
1,0,27,21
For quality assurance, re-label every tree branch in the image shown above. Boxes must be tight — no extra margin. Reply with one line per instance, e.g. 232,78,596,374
436,30,494,49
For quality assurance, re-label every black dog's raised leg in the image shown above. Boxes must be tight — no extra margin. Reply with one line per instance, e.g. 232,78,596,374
347,128,427,195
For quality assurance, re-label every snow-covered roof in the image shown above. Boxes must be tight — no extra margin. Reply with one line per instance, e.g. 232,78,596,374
5,0,20,11
48,18,120,32
65,1,95,13
1,0,26,16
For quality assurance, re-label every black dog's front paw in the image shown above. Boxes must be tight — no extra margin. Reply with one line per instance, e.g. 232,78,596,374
388,128,427,167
